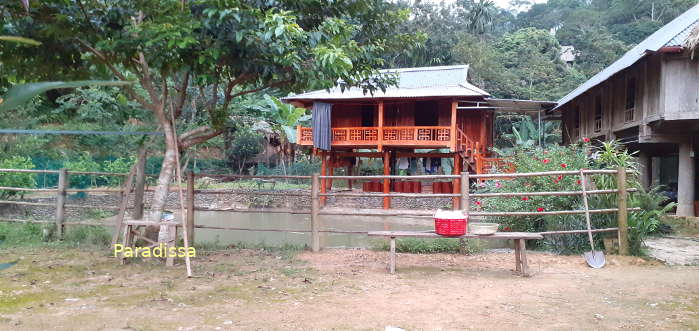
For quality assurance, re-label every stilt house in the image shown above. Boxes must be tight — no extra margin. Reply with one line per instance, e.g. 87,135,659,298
284,65,554,208
550,4,699,216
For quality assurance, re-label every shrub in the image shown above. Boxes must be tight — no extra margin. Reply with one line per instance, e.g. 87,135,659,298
101,156,136,186
477,140,674,255
64,152,101,190
0,156,37,199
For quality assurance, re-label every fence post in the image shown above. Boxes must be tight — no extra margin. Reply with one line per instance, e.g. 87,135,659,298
616,166,629,255
55,168,68,239
132,150,147,220
186,170,195,245
460,172,470,215
311,173,321,252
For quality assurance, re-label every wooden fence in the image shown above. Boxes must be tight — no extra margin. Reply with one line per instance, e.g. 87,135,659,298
0,167,638,255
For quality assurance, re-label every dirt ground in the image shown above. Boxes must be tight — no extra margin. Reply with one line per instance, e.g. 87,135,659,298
1,247,698,330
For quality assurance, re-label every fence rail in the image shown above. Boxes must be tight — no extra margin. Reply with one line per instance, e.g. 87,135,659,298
1,167,635,255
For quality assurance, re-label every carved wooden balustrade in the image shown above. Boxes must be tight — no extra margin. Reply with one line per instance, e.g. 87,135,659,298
297,126,452,147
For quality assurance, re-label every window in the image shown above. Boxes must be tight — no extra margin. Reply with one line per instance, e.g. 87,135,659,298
594,95,603,132
624,78,636,123
573,106,581,138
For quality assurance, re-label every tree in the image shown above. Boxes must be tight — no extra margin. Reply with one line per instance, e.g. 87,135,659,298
1,0,416,222
464,0,497,35
494,28,585,100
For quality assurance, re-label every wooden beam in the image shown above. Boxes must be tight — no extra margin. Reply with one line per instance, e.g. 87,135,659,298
383,150,391,211
480,111,487,153
320,151,327,206
55,168,68,240
378,101,384,152
311,173,321,252
616,167,629,255
450,100,458,152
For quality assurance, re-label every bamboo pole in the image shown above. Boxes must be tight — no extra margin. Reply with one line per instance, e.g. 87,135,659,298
319,192,459,198
0,168,59,174
170,118,193,277
111,160,139,246
55,168,67,239
0,187,57,192
539,228,620,235
311,173,321,252
186,170,195,244
132,149,147,220
616,166,629,255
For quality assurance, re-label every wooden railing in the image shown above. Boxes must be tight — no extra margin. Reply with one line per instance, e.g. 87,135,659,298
297,126,452,147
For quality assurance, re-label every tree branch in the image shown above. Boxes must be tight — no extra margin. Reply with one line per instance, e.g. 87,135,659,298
179,128,225,149
76,39,152,109
229,79,292,99
174,70,191,119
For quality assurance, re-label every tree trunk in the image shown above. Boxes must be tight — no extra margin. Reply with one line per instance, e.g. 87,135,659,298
149,118,177,223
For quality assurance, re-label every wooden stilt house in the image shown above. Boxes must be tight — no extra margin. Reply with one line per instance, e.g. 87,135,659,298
284,65,554,209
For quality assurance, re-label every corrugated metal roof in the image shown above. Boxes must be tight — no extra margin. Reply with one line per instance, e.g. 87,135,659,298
283,65,490,101
555,4,699,110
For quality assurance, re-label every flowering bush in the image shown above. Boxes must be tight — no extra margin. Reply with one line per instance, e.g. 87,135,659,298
475,140,672,255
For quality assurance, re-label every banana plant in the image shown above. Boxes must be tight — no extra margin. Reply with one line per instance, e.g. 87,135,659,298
254,94,310,144
252,94,310,173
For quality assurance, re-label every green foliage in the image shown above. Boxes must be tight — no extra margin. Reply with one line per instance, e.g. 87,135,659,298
226,129,264,173
0,81,131,112
101,156,136,186
0,156,37,199
496,115,561,151
62,225,111,247
63,152,101,191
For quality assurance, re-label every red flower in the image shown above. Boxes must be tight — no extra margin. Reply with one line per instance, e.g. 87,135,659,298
537,207,545,212
557,175,563,181
543,159,550,164
475,201,482,206
560,163,567,168
583,137,590,143
576,180,582,185
503,226,511,232
553,180,559,184
522,197,529,201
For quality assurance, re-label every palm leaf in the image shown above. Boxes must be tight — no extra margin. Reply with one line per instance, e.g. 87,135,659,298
0,81,132,111
0,35,41,46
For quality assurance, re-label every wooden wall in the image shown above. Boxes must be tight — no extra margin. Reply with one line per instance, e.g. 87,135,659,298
559,52,699,144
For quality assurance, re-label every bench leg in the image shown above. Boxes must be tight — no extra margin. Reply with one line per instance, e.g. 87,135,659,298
514,239,521,273
519,239,530,277
389,237,396,274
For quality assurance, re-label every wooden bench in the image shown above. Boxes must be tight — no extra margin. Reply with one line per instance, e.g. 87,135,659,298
367,231,544,276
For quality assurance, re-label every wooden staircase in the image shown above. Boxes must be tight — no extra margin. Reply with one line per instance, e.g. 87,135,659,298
455,129,515,175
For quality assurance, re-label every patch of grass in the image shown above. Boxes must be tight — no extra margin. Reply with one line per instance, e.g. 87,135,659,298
0,223,110,248
195,240,305,260
369,237,483,254
63,225,111,247
0,222,45,246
